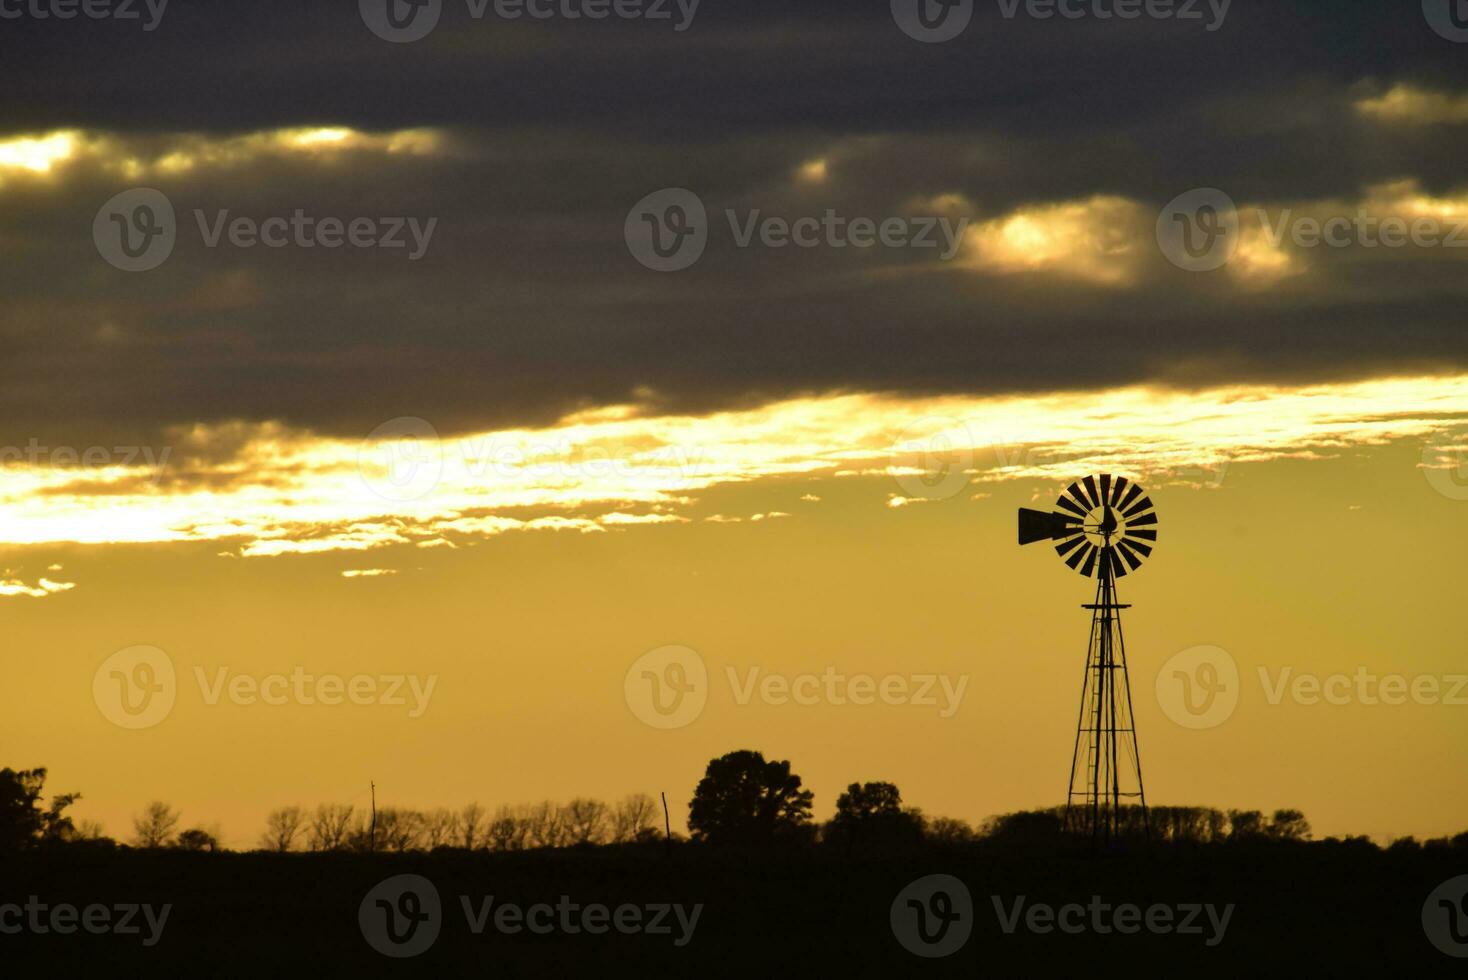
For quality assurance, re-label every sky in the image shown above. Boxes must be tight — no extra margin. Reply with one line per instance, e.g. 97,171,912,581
2,0,1468,847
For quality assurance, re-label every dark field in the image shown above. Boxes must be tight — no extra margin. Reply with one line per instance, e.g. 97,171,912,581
2,837,1462,976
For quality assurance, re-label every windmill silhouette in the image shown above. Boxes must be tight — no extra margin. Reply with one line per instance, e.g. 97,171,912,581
1019,475,1155,847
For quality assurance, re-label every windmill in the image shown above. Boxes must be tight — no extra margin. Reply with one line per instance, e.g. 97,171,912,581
1018,474,1155,847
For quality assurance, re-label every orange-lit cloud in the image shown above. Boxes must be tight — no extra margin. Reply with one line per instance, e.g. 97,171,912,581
2,376,1467,556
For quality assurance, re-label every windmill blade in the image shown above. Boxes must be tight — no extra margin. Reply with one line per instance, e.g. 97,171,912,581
1107,546,1129,577
1109,476,1130,506
1055,535,1085,557
1066,542,1092,571
1082,475,1101,507
1126,529,1157,541
1127,512,1158,528
1115,539,1146,569
1065,482,1092,514
1120,537,1153,558
1122,496,1153,519
1118,483,1143,510
1080,545,1100,577
1055,494,1088,518
1099,474,1112,504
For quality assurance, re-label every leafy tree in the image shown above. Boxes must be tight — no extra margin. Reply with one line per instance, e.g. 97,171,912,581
825,782,923,851
687,750,814,845
0,768,81,850
1267,809,1312,841
176,827,219,852
1227,809,1265,840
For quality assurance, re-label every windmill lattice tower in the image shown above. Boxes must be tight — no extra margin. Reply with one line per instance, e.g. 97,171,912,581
1018,474,1156,847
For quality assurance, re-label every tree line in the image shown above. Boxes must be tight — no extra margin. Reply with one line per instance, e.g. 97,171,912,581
8,755,1463,856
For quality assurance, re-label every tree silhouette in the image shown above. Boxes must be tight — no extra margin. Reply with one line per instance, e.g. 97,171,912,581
825,781,923,851
688,750,814,845
0,767,80,849
132,801,180,848
261,806,305,851
176,827,219,852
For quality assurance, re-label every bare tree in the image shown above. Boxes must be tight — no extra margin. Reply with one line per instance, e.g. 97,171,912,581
307,803,354,851
75,819,107,841
564,798,609,845
487,805,527,851
611,793,658,843
375,808,425,852
459,803,485,849
132,801,180,848
261,806,305,852
422,807,459,849
526,801,569,849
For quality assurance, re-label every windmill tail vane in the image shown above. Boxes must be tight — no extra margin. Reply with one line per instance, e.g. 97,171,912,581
1017,474,1157,848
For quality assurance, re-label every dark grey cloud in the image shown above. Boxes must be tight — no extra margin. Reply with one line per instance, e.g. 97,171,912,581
3,0,1468,447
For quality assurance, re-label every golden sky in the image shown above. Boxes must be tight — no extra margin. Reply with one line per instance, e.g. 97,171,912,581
3,374,1466,846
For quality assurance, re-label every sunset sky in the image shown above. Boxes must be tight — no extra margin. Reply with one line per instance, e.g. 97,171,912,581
2,2,1467,847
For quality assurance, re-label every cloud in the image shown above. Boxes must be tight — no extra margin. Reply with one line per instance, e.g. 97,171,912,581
2,374,1466,555
0,575,76,598
1356,85,1468,126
